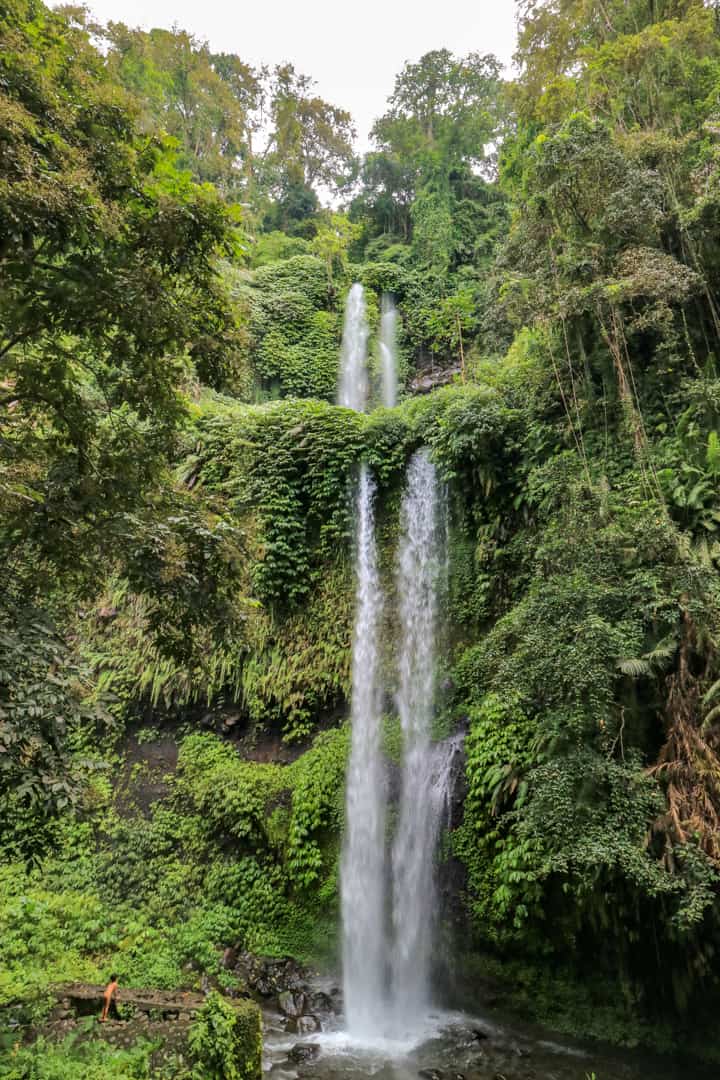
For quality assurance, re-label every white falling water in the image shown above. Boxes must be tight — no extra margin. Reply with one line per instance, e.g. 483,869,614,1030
338,282,387,1036
338,283,369,412
338,284,456,1038
379,294,398,409
390,449,449,1029
341,465,388,1036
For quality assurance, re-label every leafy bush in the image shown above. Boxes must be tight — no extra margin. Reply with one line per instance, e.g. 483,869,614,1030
188,993,261,1080
0,1034,155,1080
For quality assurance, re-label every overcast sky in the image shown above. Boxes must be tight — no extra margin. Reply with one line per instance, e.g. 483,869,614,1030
81,0,519,151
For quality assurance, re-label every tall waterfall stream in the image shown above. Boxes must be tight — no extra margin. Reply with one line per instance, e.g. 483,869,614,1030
338,284,463,1041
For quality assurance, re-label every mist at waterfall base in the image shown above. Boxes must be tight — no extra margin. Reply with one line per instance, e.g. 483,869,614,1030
337,283,461,1047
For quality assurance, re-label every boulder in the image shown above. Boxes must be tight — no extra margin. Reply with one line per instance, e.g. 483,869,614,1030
294,1015,320,1036
278,990,306,1019
234,952,308,998
308,991,334,1015
221,946,238,970
288,1043,320,1064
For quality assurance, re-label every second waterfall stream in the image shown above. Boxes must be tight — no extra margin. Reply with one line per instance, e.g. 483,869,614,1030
338,282,460,1043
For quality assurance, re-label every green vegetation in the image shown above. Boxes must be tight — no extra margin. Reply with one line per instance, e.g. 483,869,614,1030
188,994,261,1080
5,0,720,1071
0,1034,156,1079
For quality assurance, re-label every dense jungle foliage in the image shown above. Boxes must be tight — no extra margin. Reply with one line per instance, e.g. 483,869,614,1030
5,0,720,1072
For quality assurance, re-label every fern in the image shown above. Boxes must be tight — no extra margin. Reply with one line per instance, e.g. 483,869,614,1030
707,429,720,477
617,636,677,678
617,658,652,677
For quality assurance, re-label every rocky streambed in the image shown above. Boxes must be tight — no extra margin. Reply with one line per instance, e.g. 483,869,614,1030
247,959,714,1080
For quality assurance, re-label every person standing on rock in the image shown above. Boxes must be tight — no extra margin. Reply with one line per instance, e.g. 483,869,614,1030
99,974,119,1022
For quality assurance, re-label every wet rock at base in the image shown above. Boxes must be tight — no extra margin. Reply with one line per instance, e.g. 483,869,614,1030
291,1015,320,1036
278,990,307,1018
419,1070,444,1080
308,990,334,1015
288,1043,320,1064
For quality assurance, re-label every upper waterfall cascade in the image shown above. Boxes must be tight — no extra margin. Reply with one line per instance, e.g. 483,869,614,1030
379,293,398,409
338,282,370,412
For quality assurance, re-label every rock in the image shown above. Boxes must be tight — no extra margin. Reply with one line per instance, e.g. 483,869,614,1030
234,952,309,998
419,1070,444,1080
221,946,237,970
278,990,307,1018
295,1015,320,1035
411,363,462,395
472,1028,490,1041
288,1043,320,1064
308,991,334,1015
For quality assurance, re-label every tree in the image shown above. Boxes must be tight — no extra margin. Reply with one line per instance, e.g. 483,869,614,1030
256,64,357,234
372,49,502,189
1,0,238,568
101,22,259,198
355,50,504,261
0,0,240,835
263,64,357,192
513,0,718,127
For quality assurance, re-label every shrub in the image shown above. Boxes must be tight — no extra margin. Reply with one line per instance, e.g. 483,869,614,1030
188,992,261,1080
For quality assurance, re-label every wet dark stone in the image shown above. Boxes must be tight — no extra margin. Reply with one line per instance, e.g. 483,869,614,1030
234,952,309,999
285,1014,320,1035
472,1028,490,1041
309,991,334,1014
419,1070,444,1080
288,1043,320,1064
296,1015,320,1035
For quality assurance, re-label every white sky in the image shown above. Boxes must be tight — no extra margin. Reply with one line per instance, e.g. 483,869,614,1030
80,0,520,151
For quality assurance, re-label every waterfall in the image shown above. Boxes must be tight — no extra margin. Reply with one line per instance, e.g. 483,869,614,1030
339,283,388,1036
379,294,398,409
338,283,369,412
341,465,388,1036
390,449,449,1027
339,283,457,1039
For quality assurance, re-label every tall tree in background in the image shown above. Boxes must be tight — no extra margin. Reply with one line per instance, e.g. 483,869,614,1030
357,50,503,249
513,0,719,126
67,15,359,230
101,23,260,198
258,64,357,235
